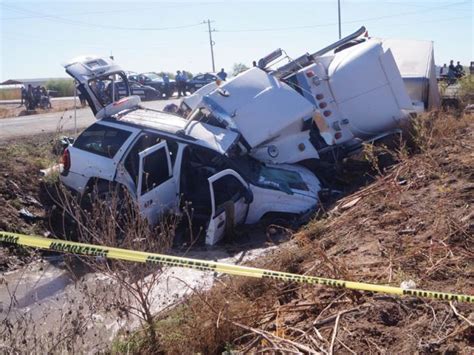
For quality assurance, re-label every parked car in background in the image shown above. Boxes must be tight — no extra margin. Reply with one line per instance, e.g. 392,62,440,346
187,73,218,93
128,72,175,98
115,80,160,101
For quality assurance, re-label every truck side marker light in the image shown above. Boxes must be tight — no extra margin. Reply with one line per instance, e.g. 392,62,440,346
306,70,315,78
319,102,327,109
335,132,342,140
316,94,324,100
323,110,331,117
268,145,279,158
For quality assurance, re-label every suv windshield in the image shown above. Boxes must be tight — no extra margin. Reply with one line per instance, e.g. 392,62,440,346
144,73,162,82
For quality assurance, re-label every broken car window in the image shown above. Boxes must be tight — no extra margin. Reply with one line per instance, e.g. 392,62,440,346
141,147,170,195
125,133,178,188
88,72,127,107
74,123,131,158
212,175,247,209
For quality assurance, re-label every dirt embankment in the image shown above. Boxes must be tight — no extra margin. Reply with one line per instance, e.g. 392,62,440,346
0,134,61,270
130,113,473,354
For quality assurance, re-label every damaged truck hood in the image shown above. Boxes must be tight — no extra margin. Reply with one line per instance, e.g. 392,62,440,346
200,68,316,149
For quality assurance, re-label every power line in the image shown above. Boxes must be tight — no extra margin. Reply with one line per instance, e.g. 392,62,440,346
0,3,205,31
216,0,470,32
1,3,205,20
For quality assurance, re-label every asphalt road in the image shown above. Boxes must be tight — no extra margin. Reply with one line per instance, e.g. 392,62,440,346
0,96,77,105
0,99,179,140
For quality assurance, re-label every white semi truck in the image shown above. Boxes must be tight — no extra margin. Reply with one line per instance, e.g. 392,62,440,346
185,26,439,165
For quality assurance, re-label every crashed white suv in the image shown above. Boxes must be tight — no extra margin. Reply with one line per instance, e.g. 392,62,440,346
61,57,321,245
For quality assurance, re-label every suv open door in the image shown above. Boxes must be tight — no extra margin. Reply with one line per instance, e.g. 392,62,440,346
137,141,177,225
64,56,139,118
206,169,252,245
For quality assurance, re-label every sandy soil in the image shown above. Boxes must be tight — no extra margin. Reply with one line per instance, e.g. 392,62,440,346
0,99,80,119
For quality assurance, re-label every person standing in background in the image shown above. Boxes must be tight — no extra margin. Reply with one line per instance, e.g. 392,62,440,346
217,68,227,81
20,85,26,105
163,74,170,98
176,70,183,98
181,70,188,96
455,61,464,78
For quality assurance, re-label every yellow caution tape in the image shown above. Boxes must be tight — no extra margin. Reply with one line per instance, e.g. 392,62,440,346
1,231,472,303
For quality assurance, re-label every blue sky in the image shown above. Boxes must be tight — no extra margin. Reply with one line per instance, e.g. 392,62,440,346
0,0,472,81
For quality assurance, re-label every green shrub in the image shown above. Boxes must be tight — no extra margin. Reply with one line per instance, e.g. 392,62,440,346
45,79,75,97
458,74,474,105
0,88,21,100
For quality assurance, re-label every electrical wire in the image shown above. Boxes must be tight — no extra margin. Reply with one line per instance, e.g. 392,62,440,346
0,3,205,31
217,0,470,32
1,2,206,20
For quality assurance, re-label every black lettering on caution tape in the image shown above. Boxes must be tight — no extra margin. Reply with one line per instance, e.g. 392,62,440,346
145,255,216,271
0,234,19,245
403,289,473,303
50,242,109,258
261,271,346,288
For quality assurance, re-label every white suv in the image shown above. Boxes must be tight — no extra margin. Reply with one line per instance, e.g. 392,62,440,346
61,56,321,245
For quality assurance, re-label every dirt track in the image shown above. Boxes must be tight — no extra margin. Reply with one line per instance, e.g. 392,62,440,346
0,99,78,119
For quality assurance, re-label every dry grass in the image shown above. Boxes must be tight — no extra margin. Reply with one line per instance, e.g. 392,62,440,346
118,112,474,354
0,99,79,119
0,89,20,100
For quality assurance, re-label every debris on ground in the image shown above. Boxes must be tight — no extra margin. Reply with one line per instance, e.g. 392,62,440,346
0,133,59,271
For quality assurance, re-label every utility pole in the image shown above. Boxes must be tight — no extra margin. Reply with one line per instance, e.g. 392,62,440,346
337,0,342,39
205,19,216,72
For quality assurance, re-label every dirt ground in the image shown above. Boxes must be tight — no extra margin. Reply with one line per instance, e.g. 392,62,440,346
0,132,61,271
136,112,473,354
0,99,79,119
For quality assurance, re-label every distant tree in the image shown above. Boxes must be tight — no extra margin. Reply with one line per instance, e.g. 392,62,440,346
157,71,175,80
232,63,250,76
158,71,193,80
46,79,75,97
